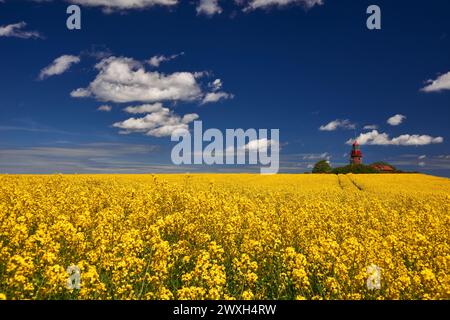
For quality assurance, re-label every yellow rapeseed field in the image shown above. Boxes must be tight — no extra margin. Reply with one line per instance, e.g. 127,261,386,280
0,173,449,300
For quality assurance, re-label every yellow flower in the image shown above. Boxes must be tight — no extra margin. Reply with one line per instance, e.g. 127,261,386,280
0,173,448,300
242,290,254,300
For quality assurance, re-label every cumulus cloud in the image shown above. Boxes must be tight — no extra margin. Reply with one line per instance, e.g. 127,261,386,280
420,71,450,92
113,103,199,137
223,138,279,156
210,79,223,91
363,124,378,130
418,155,426,160
0,21,42,39
97,105,112,112
244,138,277,152
241,0,323,11
71,56,203,103
124,103,164,114
197,0,223,16
39,55,80,80
201,91,234,104
200,79,233,104
348,130,444,146
147,52,184,67
387,114,406,126
319,119,355,131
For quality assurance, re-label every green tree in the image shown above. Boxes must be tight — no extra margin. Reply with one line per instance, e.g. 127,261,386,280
312,160,332,173
332,164,378,174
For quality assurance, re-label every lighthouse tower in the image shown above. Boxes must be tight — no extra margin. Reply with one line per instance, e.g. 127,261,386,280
350,140,362,165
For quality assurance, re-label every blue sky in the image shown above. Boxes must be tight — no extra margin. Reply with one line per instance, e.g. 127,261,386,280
0,0,449,175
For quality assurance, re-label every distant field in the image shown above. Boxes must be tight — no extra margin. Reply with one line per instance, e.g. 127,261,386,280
0,174,449,300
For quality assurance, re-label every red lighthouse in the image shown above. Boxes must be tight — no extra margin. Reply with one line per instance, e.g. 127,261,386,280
350,140,362,165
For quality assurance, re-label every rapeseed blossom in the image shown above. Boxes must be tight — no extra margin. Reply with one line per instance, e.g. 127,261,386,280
0,174,448,300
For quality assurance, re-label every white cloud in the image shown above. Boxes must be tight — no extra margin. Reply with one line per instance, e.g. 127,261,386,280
65,0,177,11
0,143,167,174
210,79,223,91
147,52,184,67
201,91,234,104
387,114,406,126
29,0,326,14
418,155,426,160
124,103,164,114
241,0,323,11
223,137,278,156
113,103,199,137
97,105,112,112
244,138,276,152
319,119,355,131
418,161,426,167
70,55,232,137
363,124,378,130
71,88,91,98
71,56,203,103
302,152,330,160
0,21,42,39
421,71,450,92
348,130,444,146
81,46,113,60
197,0,223,16
39,55,80,80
